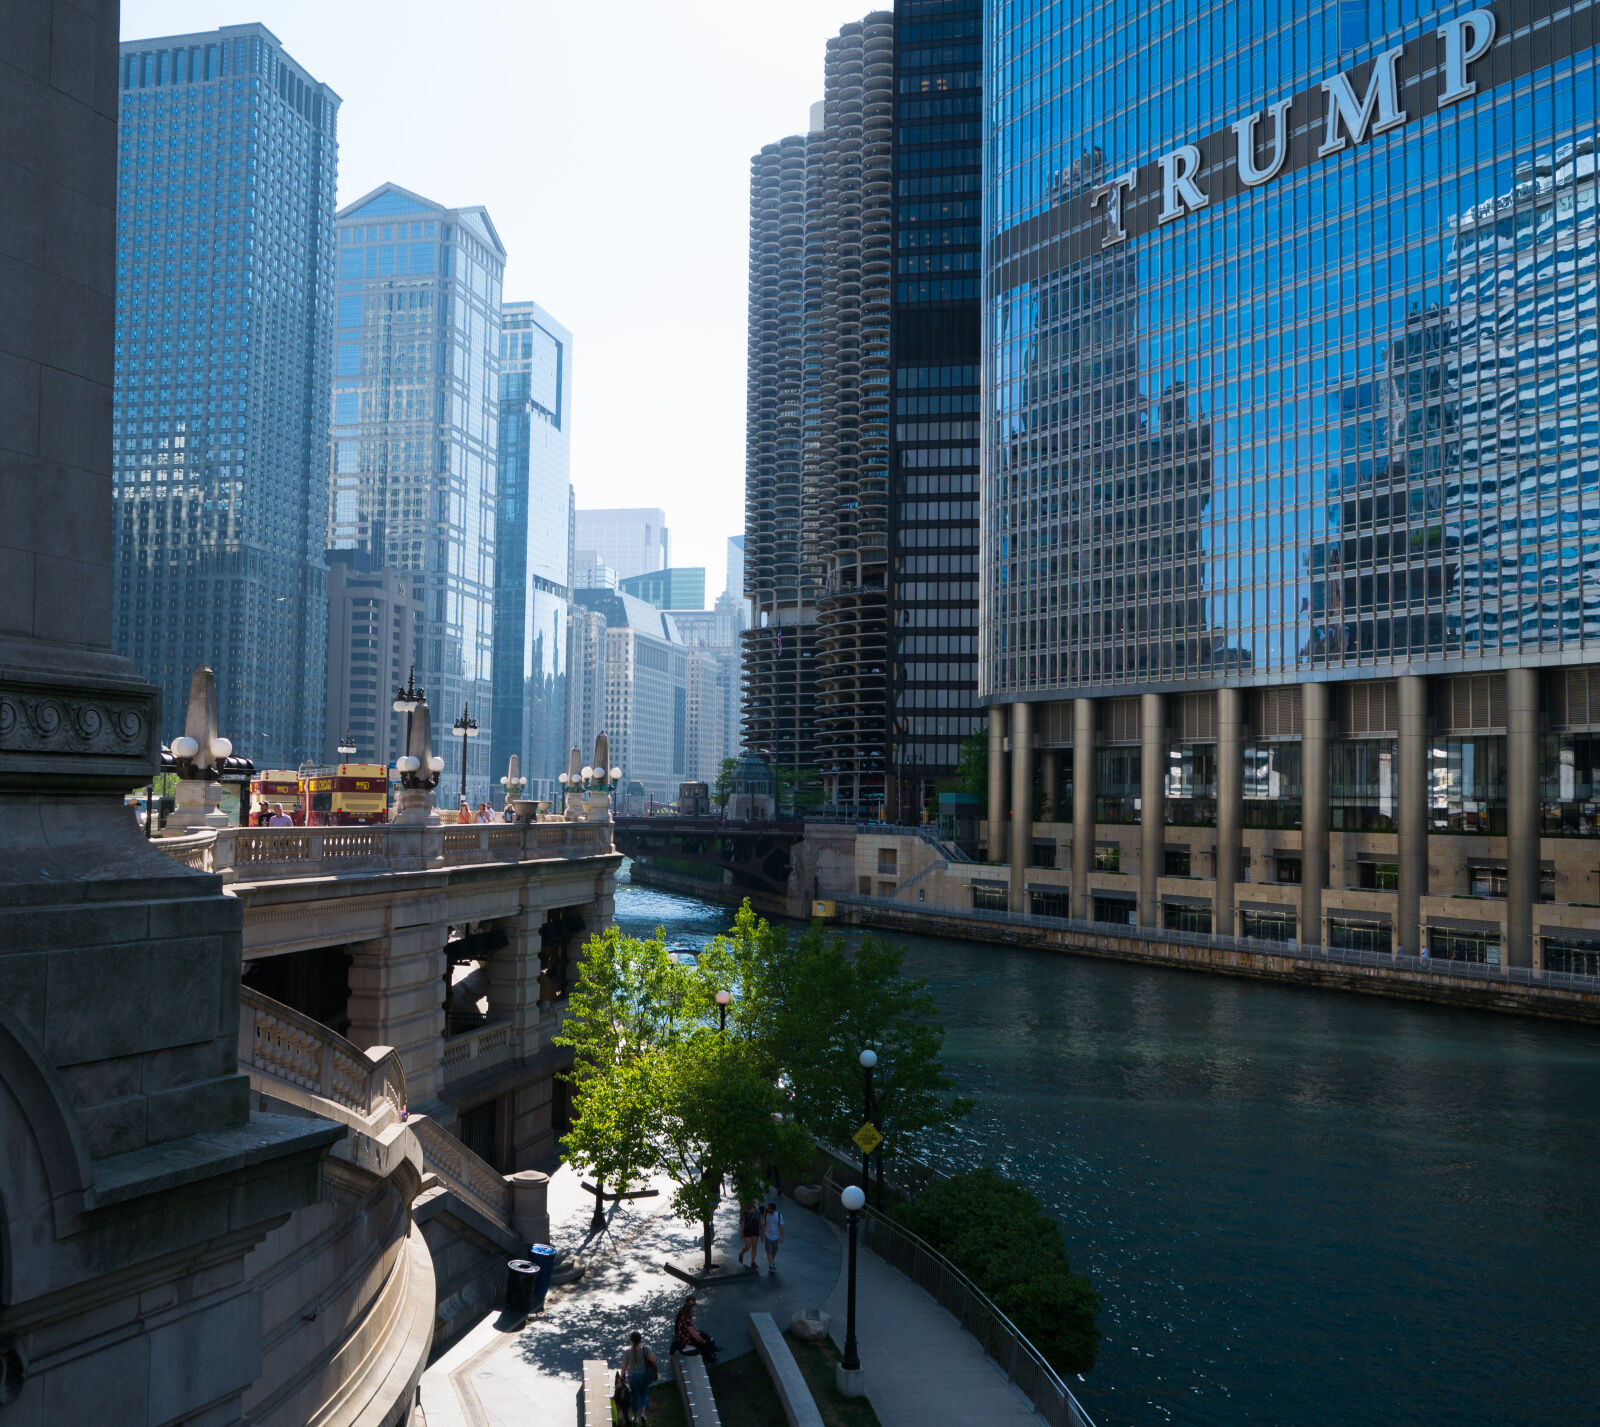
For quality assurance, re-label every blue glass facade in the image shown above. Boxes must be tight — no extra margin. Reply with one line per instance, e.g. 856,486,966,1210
113,25,338,766
329,184,503,801
980,2,1600,977
492,300,573,799
984,0,1600,694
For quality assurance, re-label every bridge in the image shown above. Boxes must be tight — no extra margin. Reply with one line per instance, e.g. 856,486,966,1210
612,814,806,896
151,815,622,1406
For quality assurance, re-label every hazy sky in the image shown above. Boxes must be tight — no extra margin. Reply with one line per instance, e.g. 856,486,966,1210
121,0,878,598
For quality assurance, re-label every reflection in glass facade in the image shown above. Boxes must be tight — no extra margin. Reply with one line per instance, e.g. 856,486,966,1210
493,300,572,800
330,184,503,801
984,1,1600,691
980,2,1600,971
113,25,338,766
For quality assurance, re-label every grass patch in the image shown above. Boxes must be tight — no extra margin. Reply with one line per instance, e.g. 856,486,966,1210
784,1331,883,1427
704,1352,788,1426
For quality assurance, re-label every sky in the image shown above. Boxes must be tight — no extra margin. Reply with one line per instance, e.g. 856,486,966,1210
121,0,880,601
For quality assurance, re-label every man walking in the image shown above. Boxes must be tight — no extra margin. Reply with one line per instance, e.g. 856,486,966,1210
761,1201,784,1275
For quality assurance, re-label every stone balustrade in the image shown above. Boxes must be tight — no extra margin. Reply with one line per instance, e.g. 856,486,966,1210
155,818,614,883
410,1114,516,1232
440,1018,517,1076
239,986,408,1128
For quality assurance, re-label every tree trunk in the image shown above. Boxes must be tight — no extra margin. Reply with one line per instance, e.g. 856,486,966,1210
702,1217,713,1272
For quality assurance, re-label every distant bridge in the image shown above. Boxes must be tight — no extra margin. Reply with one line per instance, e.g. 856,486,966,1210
612,815,806,895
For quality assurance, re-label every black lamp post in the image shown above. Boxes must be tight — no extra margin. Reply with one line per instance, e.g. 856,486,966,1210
859,1047,877,1202
840,1183,865,1374
337,732,357,760
452,702,479,804
716,988,731,1032
393,667,422,757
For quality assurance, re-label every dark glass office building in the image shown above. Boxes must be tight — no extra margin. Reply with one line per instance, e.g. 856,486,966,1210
112,25,338,765
982,1,1600,970
888,0,984,814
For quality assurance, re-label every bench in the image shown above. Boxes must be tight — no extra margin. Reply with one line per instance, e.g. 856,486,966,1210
581,1358,612,1427
747,1312,824,1427
673,1349,723,1426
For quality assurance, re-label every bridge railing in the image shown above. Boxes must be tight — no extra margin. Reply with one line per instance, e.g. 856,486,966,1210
156,817,614,882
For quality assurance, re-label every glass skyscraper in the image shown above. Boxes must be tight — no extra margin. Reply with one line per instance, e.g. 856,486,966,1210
329,183,503,801
492,299,573,798
112,25,338,766
982,1,1600,970
888,0,984,812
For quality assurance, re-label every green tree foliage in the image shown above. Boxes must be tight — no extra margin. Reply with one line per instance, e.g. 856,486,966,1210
704,904,971,1170
893,1168,1101,1376
712,757,739,808
956,732,987,801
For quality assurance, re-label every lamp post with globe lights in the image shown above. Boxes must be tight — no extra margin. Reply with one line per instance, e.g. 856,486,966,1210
336,733,357,761
838,1183,867,1395
392,667,422,761
164,666,237,833
451,703,479,805
859,1048,877,1201
715,988,731,1031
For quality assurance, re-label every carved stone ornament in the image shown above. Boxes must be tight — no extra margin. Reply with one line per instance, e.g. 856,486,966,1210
0,689,149,757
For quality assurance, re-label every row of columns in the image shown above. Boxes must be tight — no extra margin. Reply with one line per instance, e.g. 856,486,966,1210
987,671,1543,966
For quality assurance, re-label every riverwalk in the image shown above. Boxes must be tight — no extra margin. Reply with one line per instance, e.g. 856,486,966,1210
417,1162,1043,1426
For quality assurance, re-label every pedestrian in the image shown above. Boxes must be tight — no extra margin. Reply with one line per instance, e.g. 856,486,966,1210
457,799,472,824
761,1200,784,1275
620,1329,657,1426
738,1202,762,1269
476,801,493,823
267,803,293,827
501,800,518,823
673,1294,718,1363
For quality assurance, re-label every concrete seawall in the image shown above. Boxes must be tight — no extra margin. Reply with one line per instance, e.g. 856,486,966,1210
835,899,1600,1025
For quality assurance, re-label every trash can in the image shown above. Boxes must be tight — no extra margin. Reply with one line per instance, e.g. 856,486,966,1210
527,1243,557,1310
504,1259,538,1316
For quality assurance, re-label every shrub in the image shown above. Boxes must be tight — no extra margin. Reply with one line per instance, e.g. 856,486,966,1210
892,1167,1100,1377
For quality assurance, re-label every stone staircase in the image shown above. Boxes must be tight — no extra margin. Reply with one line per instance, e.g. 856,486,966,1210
239,988,544,1350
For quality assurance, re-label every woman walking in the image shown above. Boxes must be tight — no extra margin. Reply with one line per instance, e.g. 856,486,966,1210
620,1329,657,1426
738,1202,762,1269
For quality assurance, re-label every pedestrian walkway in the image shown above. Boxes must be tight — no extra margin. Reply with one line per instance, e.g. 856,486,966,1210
418,1163,1043,1427
823,1239,1044,1427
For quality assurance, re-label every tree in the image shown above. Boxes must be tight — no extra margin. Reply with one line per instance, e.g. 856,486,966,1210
706,903,971,1175
649,1030,812,1270
712,757,739,808
956,732,987,801
555,926,693,1218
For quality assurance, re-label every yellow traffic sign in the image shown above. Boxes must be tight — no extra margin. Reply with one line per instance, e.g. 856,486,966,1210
852,1122,882,1155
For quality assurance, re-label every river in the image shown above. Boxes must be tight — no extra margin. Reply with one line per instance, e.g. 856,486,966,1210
611,874,1600,1427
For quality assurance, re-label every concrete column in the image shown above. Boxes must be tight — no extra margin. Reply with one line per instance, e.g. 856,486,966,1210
1300,682,1331,947
346,925,450,1107
1010,701,1034,913
987,706,1007,864
1506,667,1540,969
1042,748,1060,823
1215,687,1244,938
487,909,543,1040
1072,698,1096,920
1139,693,1166,927
1396,675,1429,958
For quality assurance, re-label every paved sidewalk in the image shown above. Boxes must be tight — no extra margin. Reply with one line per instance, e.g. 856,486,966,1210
418,1166,839,1426
823,1239,1044,1427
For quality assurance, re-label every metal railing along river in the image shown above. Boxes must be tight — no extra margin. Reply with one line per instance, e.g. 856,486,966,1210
834,893,1600,996
818,1170,1097,1427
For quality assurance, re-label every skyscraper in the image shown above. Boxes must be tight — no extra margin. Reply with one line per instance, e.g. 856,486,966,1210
981,2,1600,971
887,0,983,813
573,508,669,581
743,9,983,816
112,25,338,766
619,567,706,612
492,300,573,794
329,183,503,801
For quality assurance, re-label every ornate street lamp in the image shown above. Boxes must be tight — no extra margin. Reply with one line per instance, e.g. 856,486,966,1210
337,732,357,759
452,702,479,805
859,1048,877,1202
716,988,731,1032
839,1183,866,1393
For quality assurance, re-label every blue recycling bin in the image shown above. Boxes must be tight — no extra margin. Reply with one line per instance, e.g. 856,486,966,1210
527,1243,557,1309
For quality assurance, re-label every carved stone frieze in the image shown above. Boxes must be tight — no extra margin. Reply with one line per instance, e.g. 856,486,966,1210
0,685,154,759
